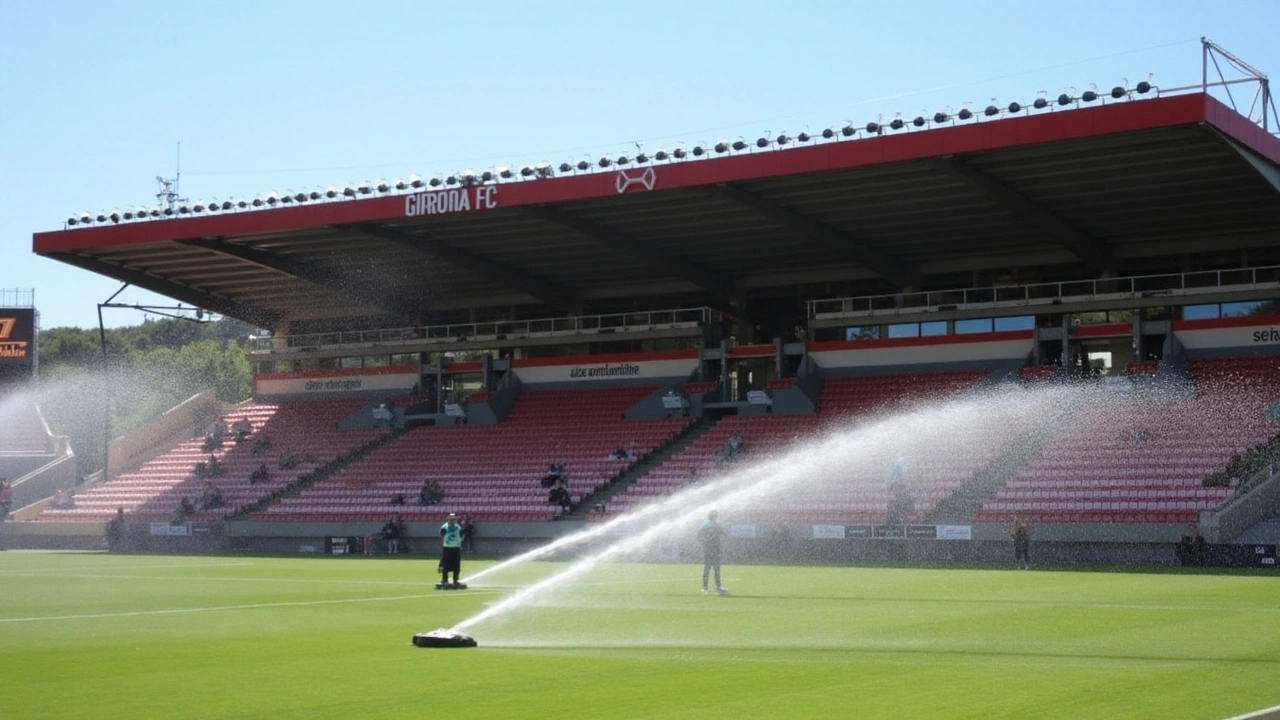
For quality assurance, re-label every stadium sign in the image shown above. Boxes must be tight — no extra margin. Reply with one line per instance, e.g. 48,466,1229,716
0,309,34,365
403,186,499,217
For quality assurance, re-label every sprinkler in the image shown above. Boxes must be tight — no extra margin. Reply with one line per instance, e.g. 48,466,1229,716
412,628,477,648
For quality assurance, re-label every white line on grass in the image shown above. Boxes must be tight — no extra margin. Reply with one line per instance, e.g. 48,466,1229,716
0,590,496,624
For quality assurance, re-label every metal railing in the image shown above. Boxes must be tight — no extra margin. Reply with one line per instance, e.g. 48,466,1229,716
249,307,713,355
0,289,35,308
809,266,1280,320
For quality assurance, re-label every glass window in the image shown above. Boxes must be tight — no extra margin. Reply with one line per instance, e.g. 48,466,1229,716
1182,305,1219,321
921,321,948,337
887,323,920,338
845,326,881,341
955,318,994,334
994,316,1034,332
1222,301,1267,318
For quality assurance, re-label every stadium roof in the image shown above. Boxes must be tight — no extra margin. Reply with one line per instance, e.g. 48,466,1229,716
33,92,1280,332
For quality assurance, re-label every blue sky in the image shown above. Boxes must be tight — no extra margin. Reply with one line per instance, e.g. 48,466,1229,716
2,0,1277,329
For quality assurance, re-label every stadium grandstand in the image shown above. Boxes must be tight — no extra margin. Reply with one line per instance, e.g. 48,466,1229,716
14,40,1280,566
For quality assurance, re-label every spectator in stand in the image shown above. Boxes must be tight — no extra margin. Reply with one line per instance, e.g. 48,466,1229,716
381,515,403,554
608,445,635,461
201,432,223,452
173,497,194,524
1010,515,1033,570
542,463,564,489
548,479,573,512
196,481,223,511
249,463,270,484
724,432,744,459
417,480,442,506
252,434,272,456
0,479,13,518
278,449,297,470
205,455,224,477
106,508,126,551
50,488,76,510
232,418,253,443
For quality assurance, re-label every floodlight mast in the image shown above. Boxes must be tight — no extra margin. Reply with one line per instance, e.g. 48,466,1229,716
1197,37,1277,134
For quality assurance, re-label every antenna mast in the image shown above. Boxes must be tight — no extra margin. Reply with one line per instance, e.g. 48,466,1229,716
156,141,188,210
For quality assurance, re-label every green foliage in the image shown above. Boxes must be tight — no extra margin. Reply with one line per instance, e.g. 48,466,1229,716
36,317,254,476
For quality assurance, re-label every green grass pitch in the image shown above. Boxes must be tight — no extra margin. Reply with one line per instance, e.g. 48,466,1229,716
2,552,1278,719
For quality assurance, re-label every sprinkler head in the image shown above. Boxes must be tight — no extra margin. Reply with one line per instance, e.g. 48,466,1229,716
412,628,477,648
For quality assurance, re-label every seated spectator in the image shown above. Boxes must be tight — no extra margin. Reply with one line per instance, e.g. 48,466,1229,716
608,446,635,461
50,488,76,510
389,492,406,506
548,479,573,512
278,450,297,470
196,481,223,511
173,497,194,523
201,432,223,452
232,418,253,443
249,463,270,484
417,480,442,506
192,460,209,480
460,514,475,551
541,463,564,488
252,434,272,456
725,432,744,458
0,479,11,519
204,455,225,478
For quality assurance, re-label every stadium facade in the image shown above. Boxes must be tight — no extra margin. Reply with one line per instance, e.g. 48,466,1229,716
15,53,1280,565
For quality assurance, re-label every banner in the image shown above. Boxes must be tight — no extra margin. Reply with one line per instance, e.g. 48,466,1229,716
255,367,419,397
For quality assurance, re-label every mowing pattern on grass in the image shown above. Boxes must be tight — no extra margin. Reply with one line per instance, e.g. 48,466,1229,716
1,553,1278,720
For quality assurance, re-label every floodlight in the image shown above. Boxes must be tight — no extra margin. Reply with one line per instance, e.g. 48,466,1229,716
307,191,320,201
1136,81,1151,94
520,165,534,177
253,197,265,207
357,183,373,194
1058,93,1073,106
1008,101,1021,113
192,202,204,212
983,105,999,117
429,177,442,187
635,152,648,163
672,147,686,159
122,210,134,221
326,187,338,199
445,175,458,185
616,155,630,165
499,167,514,179
410,174,425,188
822,128,834,139
842,125,856,137
535,162,553,177
598,156,612,167
265,193,278,205
1033,97,1048,109
1111,86,1126,99
67,217,78,226
731,140,747,151
461,170,476,184
958,108,973,120
576,160,590,170
690,146,703,156
889,118,904,130
163,207,174,216
715,141,729,153
865,122,879,134
559,162,573,173
236,200,248,209
776,133,789,145
912,116,925,127
1082,90,1098,102
797,132,810,142
933,112,949,123
96,213,109,222
343,186,357,197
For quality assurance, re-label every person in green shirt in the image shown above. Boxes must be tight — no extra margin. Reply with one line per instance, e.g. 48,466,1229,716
439,513,464,588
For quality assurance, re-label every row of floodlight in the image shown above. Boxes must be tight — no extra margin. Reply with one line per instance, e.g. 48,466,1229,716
65,81,1154,228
